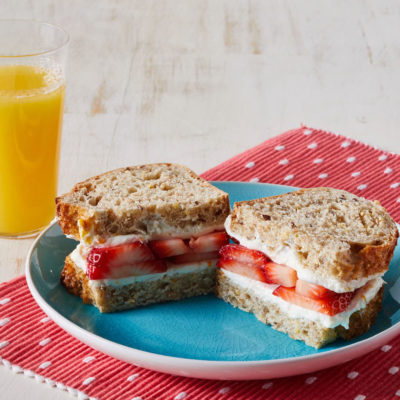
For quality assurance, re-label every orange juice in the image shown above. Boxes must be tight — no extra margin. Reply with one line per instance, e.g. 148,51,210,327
0,64,65,235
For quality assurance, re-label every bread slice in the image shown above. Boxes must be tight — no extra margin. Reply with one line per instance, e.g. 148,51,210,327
61,255,216,312
216,269,383,348
56,163,230,241
228,187,398,283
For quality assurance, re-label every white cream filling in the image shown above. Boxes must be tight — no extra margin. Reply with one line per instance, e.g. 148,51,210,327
70,244,217,288
77,218,225,246
225,216,384,293
222,268,383,329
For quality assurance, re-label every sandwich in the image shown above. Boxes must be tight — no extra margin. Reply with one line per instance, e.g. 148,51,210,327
217,187,398,348
56,163,230,312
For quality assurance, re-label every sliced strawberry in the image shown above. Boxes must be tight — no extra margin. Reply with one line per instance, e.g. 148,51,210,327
86,241,165,280
189,231,229,253
264,262,298,287
217,258,267,283
87,259,167,280
149,238,190,258
170,250,220,264
295,279,336,299
219,244,269,268
273,286,356,316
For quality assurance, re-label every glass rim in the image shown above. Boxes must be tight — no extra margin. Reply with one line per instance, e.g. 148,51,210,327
0,19,69,58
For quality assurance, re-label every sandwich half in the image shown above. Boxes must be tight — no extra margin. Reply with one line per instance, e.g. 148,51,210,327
57,163,230,312
217,187,398,348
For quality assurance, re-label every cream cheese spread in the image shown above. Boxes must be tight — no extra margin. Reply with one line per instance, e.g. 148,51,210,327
221,268,383,329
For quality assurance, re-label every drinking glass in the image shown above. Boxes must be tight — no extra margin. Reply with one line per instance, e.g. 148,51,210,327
0,20,69,237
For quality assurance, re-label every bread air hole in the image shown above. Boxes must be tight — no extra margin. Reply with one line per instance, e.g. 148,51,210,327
88,196,102,206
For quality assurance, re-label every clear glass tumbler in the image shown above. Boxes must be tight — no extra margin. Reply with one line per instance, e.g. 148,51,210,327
0,20,69,238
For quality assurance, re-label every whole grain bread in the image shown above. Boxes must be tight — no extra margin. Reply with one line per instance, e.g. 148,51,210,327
61,255,216,312
216,269,383,348
56,163,230,241
228,187,398,282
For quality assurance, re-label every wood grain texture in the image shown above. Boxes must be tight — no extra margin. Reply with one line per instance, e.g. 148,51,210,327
1,0,400,398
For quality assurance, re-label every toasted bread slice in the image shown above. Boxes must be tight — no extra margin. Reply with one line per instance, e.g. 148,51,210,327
56,163,230,241
227,187,398,283
216,269,383,348
61,255,216,312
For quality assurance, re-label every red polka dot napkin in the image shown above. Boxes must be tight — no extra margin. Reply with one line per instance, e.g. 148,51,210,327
1,126,400,400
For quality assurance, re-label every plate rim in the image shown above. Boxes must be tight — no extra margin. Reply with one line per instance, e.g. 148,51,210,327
25,181,400,380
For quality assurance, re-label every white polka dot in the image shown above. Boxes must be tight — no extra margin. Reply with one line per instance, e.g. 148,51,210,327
275,145,285,151
219,387,231,394
24,370,35,378
284,174,294,181
39,338,51,346
35,375,44,383
347,371,359,379
77,392,89,400
389,366,399,375
83,356,95,363
341,141,351,148
2,359,11,368
307,142,318,149
385,167,393,174
175,393,187,400
0,341,9,349
357,184,367,190
127,373,140,382
318,173,328,179
347,156,356,163
391,183,400,188
381,345,392,352
351,171,361,177
39,361,52,370
303,128,313,135
379,154,388,161
245,161,255,168
0,298,10,305
305,376,317,384
279,159,289,165
313,158,323,164
354,395,366,400
40,317,50,323
0,318,10,326
395,389,400,397
82,377,96,386
262,382,273,389
131,397,142,400
249,177,259,183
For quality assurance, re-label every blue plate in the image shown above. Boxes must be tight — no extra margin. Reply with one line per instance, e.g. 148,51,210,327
26,182,400,380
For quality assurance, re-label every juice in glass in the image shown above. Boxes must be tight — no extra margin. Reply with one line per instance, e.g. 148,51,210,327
0,20,68,237
0,64,65,235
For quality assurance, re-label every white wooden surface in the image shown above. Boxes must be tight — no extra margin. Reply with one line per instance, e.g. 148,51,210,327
2,1,400,398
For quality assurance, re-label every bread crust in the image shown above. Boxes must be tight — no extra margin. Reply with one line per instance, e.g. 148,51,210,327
61,255,216,312
56,163,230,241
228,187,398,283
216,269,383,348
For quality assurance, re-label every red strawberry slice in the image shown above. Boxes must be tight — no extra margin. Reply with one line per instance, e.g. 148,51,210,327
219,244,269,267
295,279,336,299
87,259,167,280
149,238,190,258
170,250,220,264
189,231,229,253
217,258,267,283
264,262,298,287
87,241,166,280
273,286,356,316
